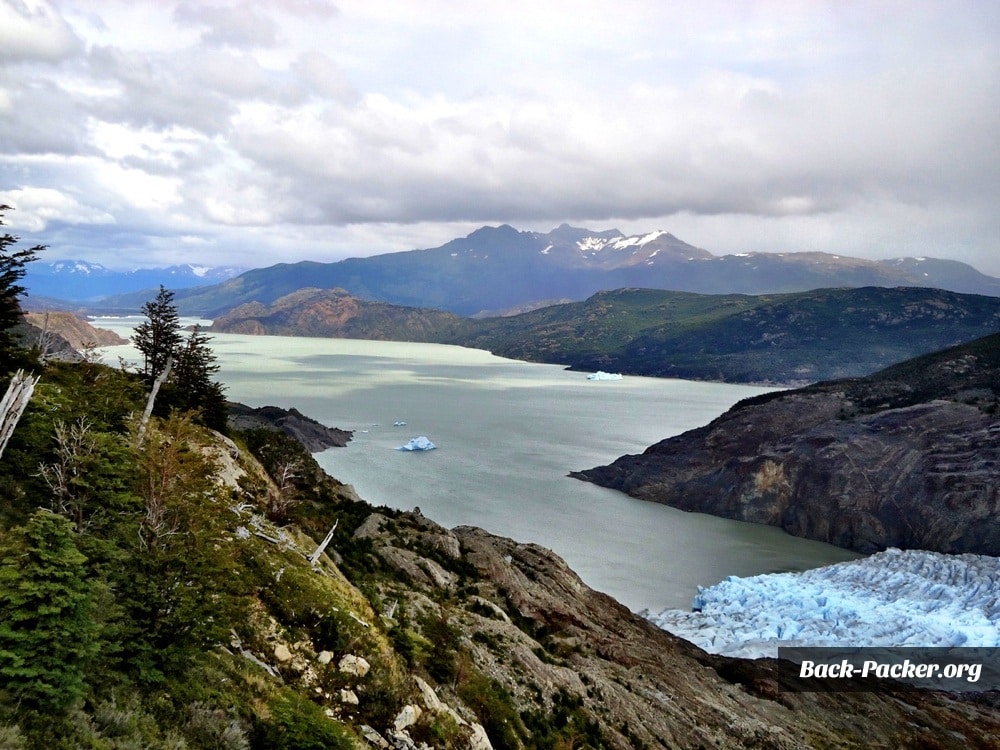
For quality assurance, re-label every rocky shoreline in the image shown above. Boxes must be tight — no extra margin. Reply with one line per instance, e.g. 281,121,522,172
226,402,353,451
572,333,1000,556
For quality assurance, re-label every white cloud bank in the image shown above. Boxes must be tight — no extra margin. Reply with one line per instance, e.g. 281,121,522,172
1,0,998,274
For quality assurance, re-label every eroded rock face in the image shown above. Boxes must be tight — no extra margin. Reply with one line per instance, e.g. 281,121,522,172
367,512,1000,749
23,311,128,350
227,403,353,451
573,337,1000,555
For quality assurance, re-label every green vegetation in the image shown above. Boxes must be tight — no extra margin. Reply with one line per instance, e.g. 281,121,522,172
211,284,1000,385
0,511,98,714
0,251,619,749
0,206,45,372
459,286,1000,383
133,285,228,431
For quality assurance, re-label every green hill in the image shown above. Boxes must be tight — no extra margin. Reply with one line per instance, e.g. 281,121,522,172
211,285,1000,384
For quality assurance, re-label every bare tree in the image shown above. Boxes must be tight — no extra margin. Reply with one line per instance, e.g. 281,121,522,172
0,369,39,460
37,417,97,530
266,459,301,521
135,357,171,446
307,519,338,566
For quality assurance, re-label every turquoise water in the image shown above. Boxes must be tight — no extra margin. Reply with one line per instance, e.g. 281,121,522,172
96,322,859,611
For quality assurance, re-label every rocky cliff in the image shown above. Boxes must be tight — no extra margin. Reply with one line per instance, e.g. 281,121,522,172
23,311,127,349
226,415,1000,748
573,332,1000,555
349,509,1000,749
227,402,353,451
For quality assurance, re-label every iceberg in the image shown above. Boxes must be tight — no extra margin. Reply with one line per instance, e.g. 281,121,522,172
396,436,436,451
586,371,623,381
646,548,1000,659
393,421,407,426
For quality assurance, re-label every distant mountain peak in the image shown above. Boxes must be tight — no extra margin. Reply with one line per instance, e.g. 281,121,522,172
24,260,249,305
49,259,109,275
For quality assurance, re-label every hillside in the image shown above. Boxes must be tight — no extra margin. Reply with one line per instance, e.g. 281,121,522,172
210,286,1000,385
212,287,471,342
572,331,1000,555
3,358,1000,748
109,224,1000,317
22,311,127,350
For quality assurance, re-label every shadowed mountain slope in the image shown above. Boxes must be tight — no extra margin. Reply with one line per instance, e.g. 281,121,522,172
572,332,1000,554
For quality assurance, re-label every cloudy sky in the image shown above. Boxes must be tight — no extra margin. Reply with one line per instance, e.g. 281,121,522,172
2,1,998,274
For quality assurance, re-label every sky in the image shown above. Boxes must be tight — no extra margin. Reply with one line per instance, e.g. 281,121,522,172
1,0,999,274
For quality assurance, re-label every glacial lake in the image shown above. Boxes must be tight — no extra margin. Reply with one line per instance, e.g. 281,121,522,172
96,319,859,612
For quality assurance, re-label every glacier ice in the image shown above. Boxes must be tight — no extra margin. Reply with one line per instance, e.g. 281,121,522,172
647,548,1000,659
396,436,436,451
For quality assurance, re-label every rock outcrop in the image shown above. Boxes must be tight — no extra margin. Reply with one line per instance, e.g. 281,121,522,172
357,510,1000,749
23,311,127,349
573,332,1000,555
227,402,353,451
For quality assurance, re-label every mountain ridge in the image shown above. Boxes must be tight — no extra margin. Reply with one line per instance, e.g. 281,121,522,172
23,259,248,303
81,224,1000,316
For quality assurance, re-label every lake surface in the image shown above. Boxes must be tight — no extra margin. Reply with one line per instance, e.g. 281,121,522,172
96,319,859,612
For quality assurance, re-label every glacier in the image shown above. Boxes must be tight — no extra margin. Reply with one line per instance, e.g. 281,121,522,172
646,548,1000,659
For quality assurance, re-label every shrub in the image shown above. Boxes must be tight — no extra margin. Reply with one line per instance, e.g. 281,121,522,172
255,692,353,750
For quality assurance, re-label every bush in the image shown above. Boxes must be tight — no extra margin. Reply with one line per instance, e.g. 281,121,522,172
255,692,353,750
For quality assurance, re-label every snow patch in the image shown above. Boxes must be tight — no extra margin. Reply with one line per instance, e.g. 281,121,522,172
610,231,666,251
646,549,1000,659
576,237,607,252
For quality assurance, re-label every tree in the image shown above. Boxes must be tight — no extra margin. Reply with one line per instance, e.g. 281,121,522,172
0,510,98,713
133,291,227,431
0,206,45,372
170,324,227,432
117,414,248,682
132,285,182,382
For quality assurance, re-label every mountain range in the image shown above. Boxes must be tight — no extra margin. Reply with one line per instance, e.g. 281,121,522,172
85,224,1000,316
22,259,247,305
210,285,1000,384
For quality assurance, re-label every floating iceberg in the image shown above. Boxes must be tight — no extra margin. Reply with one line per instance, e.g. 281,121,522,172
396,436,436,451
646,548,1000,659
587,371,623,381
393,421,407,426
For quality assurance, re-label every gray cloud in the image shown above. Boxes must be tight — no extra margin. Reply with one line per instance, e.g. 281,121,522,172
0,0,81,62
1,0,998,277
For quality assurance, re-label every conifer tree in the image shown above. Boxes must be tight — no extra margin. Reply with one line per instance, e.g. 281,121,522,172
132,285,182,382
0,510,98,713
0,206,45,372
172,324,228,432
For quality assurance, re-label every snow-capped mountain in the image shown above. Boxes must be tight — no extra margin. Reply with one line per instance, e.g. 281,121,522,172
165,223,1000,318
23,260,248,303
532,224,714,269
